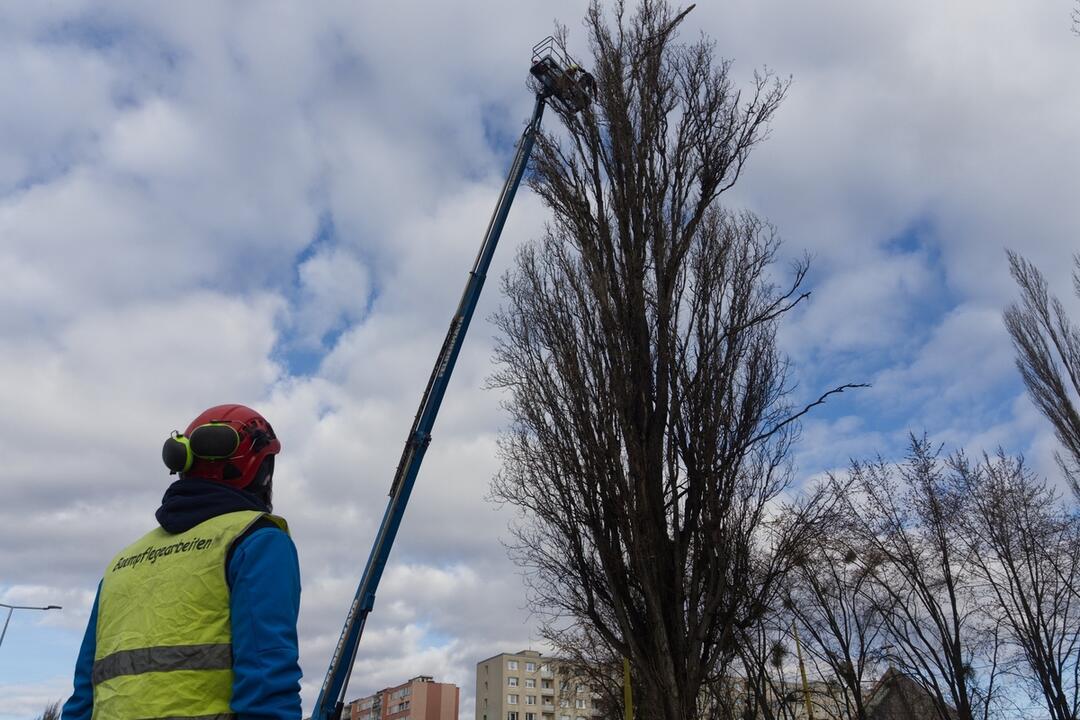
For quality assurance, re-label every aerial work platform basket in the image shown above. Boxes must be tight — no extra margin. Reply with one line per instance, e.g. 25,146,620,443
529,36,596,114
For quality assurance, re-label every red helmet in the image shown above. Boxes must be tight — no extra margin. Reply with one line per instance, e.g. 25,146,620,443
162,404,281,490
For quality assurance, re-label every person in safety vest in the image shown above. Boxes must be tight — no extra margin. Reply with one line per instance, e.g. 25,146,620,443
61,404,302,720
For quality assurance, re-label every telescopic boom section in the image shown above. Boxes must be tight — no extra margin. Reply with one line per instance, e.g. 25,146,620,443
311,39,593,720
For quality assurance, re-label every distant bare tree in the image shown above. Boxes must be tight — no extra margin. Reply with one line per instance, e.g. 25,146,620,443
488,2,858,720
732,612,802,720
952,451,1080,720
784,514,888,720
36,702,60,720
836,437,1001,720
697,675,753,720
543,621,627,720
1004,251,1080,500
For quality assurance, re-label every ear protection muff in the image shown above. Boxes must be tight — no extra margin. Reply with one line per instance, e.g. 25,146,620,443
162,431,194,474
189,423,241,458
161,422,242,475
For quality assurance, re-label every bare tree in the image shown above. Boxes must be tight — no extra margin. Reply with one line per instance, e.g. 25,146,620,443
734,620,801,720
952,451,1080,720
542,621,628,720
835,438,1001,720
1004,251,1080,500
488,3,858,720
783,513,888,720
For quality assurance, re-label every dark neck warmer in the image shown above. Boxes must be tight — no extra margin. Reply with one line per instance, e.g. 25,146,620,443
155,477,269,534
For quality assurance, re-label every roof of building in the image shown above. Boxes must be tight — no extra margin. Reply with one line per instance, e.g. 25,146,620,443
474,649,550,666
863,667,957,720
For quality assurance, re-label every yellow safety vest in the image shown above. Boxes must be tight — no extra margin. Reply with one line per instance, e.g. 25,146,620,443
91,510,288,720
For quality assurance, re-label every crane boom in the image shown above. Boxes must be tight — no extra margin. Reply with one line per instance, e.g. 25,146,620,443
311,38,593,720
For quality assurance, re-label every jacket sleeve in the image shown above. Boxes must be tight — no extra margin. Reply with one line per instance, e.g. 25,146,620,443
227,527,303,720
61,582,101,720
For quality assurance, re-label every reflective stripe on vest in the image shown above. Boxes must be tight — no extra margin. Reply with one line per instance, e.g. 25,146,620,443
91,643,232,685
92,510,288,720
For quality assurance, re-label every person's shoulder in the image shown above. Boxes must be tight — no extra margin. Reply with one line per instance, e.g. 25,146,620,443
236,516,294,551
227,515,296,575
248,515,285,535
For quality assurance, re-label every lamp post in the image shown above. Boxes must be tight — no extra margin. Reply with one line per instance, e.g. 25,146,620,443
0,602,62,650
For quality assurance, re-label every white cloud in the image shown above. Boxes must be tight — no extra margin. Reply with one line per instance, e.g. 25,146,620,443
778,242,941,357
866,303,1019,434
292,245,371,347
0,678,72,720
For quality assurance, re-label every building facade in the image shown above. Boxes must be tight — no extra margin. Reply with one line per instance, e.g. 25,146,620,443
346,675,460,720
475,651,600,720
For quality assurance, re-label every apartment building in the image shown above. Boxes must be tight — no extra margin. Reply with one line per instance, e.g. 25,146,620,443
475,650,600,720
345,675,460,720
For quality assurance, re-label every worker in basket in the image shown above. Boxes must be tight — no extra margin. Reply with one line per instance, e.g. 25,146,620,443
558,64,596,113
62,404,302,720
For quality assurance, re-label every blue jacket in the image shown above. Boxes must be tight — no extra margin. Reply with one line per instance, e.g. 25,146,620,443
61,479,302,720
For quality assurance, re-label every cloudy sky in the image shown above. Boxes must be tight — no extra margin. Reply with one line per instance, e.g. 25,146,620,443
1,1,1078,718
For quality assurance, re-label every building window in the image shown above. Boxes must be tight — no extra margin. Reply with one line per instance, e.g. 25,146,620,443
484,699,488,709
525,662,536,672
508,660,519,670
541,679,553,689
507,713,518,720
524,679,536,688
508,677,519,687
576,700,586,709
561,716,570,720
559,700,569,708
525,714,536,720
526,696,536,706
508,695,519,705
576,685,585,693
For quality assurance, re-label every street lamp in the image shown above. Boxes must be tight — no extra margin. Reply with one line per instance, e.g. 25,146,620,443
0,602,62,650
